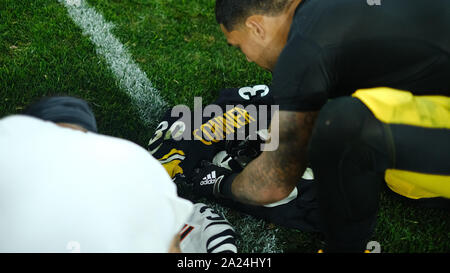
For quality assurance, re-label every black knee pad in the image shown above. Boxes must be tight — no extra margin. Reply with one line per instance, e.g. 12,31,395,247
308,97,371,162
308,97,387,221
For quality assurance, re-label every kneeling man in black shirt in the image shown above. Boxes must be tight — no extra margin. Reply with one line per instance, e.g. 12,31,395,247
191,0,450,252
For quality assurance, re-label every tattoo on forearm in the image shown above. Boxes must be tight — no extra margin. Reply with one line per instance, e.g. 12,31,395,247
232,111,318,205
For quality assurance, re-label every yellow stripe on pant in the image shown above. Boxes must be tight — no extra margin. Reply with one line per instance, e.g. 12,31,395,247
385,169,450,199
352,87,450,199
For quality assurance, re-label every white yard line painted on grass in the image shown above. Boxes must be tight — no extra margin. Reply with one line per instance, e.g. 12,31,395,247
59,0,167,127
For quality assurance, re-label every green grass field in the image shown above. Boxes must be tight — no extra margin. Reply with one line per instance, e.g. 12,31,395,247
1,0,448,253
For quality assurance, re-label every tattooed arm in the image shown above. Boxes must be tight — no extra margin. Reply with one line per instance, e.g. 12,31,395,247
230,110,318,205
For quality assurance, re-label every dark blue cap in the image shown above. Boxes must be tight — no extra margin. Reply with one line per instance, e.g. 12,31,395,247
24,96,98,133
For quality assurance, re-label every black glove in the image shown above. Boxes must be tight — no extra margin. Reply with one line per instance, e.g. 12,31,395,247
225,131,265,170
190,161,235,198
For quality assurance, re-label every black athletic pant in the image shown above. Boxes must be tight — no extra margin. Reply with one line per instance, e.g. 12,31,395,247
307,97,449,252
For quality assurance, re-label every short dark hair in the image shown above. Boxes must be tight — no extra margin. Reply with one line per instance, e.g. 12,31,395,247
215,0,293,31
23,96,98,133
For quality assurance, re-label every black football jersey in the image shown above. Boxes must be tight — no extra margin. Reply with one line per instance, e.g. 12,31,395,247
272,0,450,111
148,85,320,232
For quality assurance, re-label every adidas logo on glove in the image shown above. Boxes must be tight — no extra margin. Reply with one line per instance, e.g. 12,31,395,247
200,171,225,186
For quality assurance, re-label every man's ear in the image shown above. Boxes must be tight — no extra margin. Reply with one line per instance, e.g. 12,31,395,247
245,15,266,40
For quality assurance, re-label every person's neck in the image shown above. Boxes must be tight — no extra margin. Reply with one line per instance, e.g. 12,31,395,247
271,0,303,44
